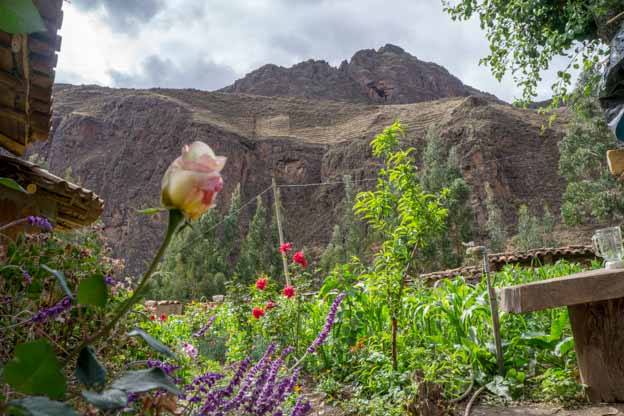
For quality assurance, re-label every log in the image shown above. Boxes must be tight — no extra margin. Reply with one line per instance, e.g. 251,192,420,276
30,53,58,76
0,105,26,123
0,71,25,93
568,298,624,402
500,268,624,313
30,83,52,103
31,71,54,89
0,132,25,155
30,33,62,53
29,36,55,56
31,97,52,115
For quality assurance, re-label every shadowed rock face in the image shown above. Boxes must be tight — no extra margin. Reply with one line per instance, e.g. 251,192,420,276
220,44,498,104
32,84,566,275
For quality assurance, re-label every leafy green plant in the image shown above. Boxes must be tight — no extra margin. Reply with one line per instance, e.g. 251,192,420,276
355,121,447,369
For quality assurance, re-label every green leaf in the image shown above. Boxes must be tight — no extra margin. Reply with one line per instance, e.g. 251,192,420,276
75,346,106,389
4,340,66,399
554,336,575,357
111,368,181,395
0,177,27,193
486,375,512,400
40,265,73,299
81,389,127,410
127,328,176,358
77,277,107,307
7,396,79,416
137,207,167,215
0,0,45,34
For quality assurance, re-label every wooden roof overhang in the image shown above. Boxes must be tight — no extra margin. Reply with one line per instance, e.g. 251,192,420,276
0,155,104,230
0,0,63,155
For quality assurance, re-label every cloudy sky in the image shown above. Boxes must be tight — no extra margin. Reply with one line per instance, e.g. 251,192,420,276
56,0,570,103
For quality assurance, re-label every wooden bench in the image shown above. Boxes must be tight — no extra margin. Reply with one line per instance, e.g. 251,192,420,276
500,268,624,402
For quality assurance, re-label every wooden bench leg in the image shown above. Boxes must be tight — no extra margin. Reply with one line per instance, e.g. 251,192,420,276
568,298,624,402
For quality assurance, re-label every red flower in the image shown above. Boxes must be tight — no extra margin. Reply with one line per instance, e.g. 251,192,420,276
283,285,296,299
293,251,308,268
256,278,268,290
279,242,293,254
252,307,265,319
159,314,167,322
210,303,215,308
266,300,277,310
150,315,156,321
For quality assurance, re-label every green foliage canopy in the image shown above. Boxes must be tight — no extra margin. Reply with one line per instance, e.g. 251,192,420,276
443,0,620,103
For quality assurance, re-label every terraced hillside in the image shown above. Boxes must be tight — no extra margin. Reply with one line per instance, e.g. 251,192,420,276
32,85,566,275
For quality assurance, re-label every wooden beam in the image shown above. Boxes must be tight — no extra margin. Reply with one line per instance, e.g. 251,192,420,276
31,97,52,114
0,71,25,93
0,132,25,155
500,268,624,313
0,104,26,123
30,53,57,75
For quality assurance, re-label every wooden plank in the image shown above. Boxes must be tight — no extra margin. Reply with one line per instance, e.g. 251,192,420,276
568,298,624,402
0,71,25,93
0,132,25,155
500,268,624,313
0,105,26,123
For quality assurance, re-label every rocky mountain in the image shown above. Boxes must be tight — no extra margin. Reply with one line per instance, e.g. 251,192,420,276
220,44,498,104
32,84,566,275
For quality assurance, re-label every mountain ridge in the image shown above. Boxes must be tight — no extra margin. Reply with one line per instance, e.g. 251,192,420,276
220,43,500,104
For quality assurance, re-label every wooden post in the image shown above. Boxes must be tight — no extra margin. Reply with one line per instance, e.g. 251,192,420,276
482,250,505,376
272,176,290,286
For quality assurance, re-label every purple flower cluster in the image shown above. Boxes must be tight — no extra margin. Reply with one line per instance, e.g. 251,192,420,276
290,396,312,416
104,275,116,286
146,358,179,376
184,371,224,403
26,216,53,232
192,315,216,338
30,296,72,323
307,293,346,354
193,345,308,416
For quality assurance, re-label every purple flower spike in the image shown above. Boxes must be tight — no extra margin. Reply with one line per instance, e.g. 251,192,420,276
27,216,53,232
307,293,346,354
30,296,72,323
193,315,216,338
290,396,312,416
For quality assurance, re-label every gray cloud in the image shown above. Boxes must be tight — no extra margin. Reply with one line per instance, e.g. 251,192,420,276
108,55,238,91
58,0,571,102
71,0,166,34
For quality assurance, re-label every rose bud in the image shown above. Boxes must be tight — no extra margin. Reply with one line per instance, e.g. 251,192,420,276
161,141,226,220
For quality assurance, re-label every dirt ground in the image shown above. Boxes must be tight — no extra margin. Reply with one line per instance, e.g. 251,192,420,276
306,395,624,416
468,405,624,416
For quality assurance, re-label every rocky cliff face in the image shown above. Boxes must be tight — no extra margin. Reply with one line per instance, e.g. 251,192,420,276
220,44,498,104
32,84,565,275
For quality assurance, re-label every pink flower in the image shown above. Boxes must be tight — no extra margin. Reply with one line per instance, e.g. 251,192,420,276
279,242,293,254
252,307,265,319
283,285,296,299
256,278,268,290
293,251,308,269
183,342,198,359
266,300,277,310
159,314,167,322
161,141,227,220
